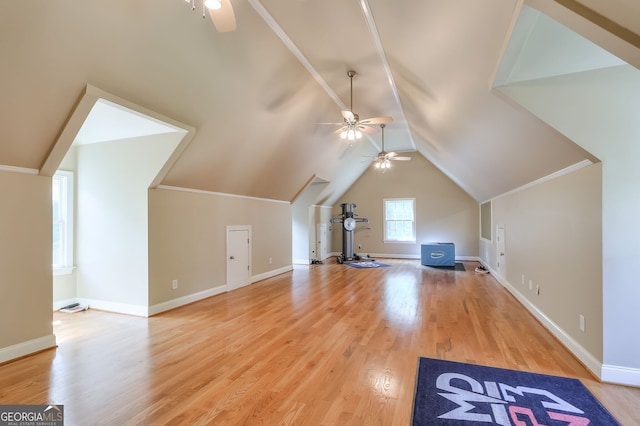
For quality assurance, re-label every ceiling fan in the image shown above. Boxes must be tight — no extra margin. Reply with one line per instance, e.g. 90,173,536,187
368,123,411,172
333,70,393,141
186,0,236,32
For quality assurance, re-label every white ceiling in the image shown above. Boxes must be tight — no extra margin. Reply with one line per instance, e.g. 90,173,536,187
1,0,638,204
74,99,184,145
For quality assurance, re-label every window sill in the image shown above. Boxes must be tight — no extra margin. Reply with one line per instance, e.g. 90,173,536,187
53,266,76,276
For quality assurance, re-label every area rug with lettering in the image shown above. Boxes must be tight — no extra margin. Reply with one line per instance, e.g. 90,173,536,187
411,357,620,425
343,261,390,268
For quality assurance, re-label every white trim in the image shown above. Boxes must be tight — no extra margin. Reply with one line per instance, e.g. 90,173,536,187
488,265,603,379
227,225,252,291
361,253,479,261
383,198,417,243
52,170,74,271
0,165,39,175
53,266,75,276
0,335,57,364
248,0,346,110
601,364,640,387
292,258,310,265
75,298,149,317
148,285,227,316
53,298,77,311
482,159,593,203
252,265,293,283
359,0,417,151
157,185,290,204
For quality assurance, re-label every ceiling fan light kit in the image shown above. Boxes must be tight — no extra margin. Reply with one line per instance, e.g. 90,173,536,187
371,123,411,173
333,70,393,143
184,0,236,32
204,0,222,10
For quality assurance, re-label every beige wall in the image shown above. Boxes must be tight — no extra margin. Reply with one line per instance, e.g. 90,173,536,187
483,163,603,363
332,153,479,258
148,188,292,306
0,171,54,353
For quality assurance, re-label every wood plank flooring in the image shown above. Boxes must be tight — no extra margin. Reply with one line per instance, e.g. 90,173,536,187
1,259,639,425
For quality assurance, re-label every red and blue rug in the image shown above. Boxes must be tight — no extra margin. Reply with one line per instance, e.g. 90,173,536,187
411,358,620,425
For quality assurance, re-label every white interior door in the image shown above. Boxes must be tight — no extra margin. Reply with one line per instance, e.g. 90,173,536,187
227,226,251,291
496,225,505,277
316,224,327,261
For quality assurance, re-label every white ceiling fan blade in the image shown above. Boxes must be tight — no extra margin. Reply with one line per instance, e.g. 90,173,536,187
391,156,411,161
341,110,355,123
359,116,393,125
208,0,236,32
358,125,377,134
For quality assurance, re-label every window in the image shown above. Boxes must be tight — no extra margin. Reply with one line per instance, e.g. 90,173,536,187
384,198,416,242
480,201,492,241
53,171,74,274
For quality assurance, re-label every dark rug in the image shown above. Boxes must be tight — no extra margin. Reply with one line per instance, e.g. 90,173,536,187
411,357,620,425
344,261,390,268
418,262,465,271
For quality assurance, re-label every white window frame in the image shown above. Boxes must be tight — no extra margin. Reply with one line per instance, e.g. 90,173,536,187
53,170,74,275
383,198,416,243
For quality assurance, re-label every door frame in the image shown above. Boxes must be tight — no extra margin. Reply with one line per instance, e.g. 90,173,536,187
226,225,251,291
496,224,505,277
316,223,328,261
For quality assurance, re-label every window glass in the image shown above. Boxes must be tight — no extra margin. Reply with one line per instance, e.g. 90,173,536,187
53,171,73,271
384,198,416,242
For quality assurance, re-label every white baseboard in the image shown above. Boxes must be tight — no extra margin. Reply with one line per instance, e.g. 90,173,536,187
149,265,293,316
489,267,603,379
354,253,480,262
53,298,77,311
148,285,228,316
252,265,293,282
76,298,149,317
0,334,57,364
601,364,640,387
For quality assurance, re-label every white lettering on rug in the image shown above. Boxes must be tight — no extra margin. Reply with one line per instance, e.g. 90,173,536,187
436,372,590,425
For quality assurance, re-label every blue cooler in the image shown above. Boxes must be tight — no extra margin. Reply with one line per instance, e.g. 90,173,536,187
421,243,455,267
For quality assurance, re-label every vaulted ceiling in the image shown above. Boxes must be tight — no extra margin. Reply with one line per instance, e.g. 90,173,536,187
1,0,638,205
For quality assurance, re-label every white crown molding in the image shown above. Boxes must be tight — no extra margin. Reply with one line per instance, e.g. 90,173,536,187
483,159,593,203
156,185,290,204
0,165,39,175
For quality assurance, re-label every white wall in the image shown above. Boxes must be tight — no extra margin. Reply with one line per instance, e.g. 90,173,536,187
292,181,332,264
499,64,640,384
75,133,179,314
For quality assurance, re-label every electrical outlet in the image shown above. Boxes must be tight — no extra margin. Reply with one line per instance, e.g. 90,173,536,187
579,315,586,332
529,279,533,290
521,274,525,285
269,257,272,265
172,279,178,290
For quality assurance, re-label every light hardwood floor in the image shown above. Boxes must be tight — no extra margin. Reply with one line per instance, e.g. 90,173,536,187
1,259,639,425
